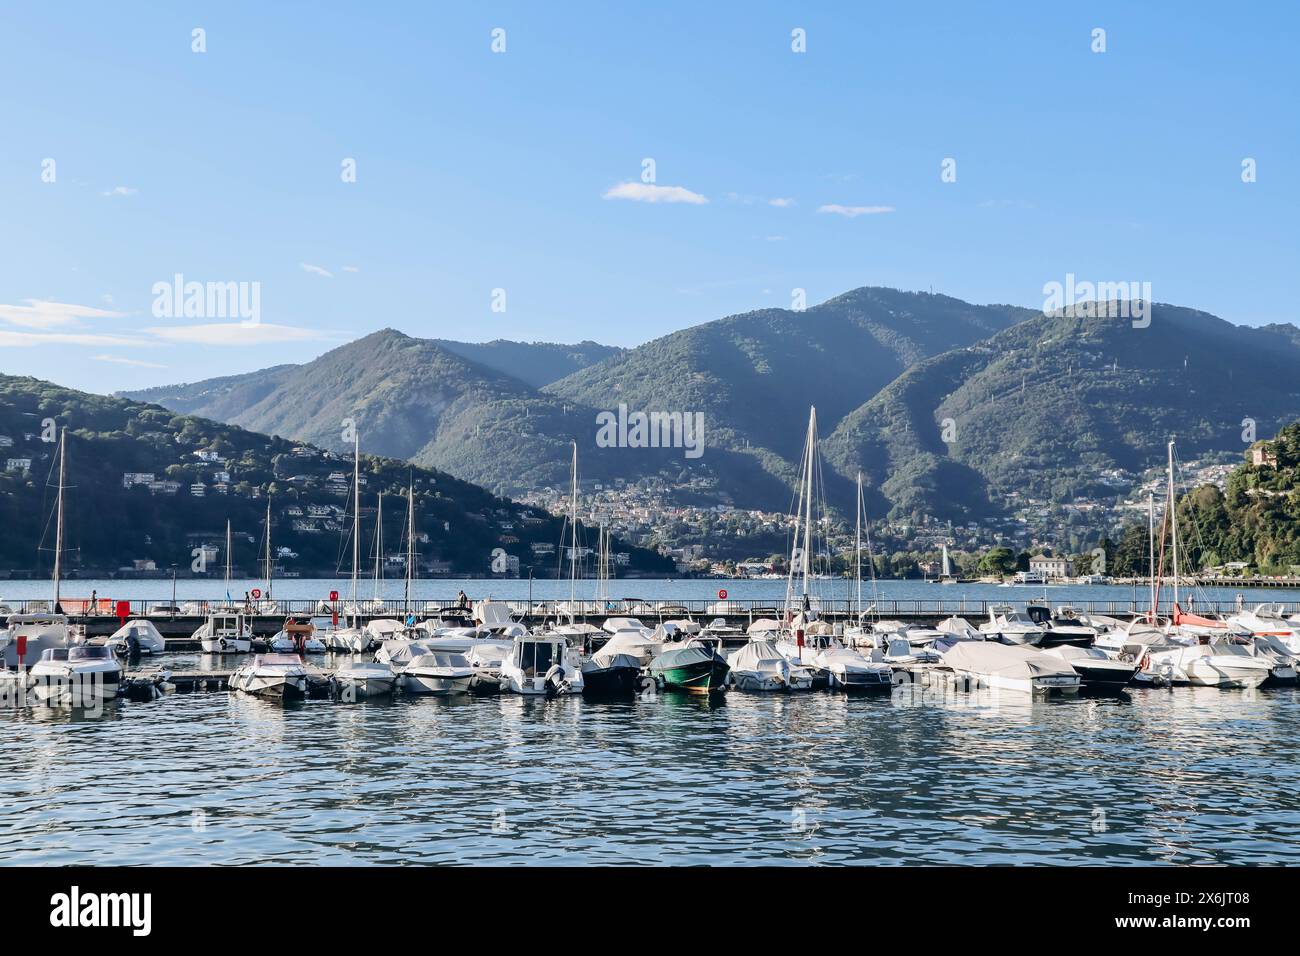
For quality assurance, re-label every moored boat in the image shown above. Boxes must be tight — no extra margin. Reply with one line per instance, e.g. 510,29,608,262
229,653,308,700
941,641,1080,695
334,660,397,698
29,645,122,704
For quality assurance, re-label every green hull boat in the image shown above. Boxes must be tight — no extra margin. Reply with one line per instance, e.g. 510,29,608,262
650,645,730,694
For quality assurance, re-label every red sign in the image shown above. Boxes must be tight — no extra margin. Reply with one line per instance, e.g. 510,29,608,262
332,609,339,628
251,588,261,599
329,590,339,602
115,600,130,625
15,635,27,666
718,589,728,600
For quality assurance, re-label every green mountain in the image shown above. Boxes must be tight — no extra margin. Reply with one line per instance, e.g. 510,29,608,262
0,375,671,578
823,304,1300,522
432,339,623,389
117,289,1030,511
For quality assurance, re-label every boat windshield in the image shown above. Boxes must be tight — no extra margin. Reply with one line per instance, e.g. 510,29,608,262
69,646,113,661
517,641,556,677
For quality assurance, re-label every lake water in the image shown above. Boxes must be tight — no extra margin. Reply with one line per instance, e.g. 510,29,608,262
3,655,1300,865
4,576,1299,611
4,577,1300,866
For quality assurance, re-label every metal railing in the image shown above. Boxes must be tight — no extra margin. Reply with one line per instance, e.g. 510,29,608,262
7,596,1294,620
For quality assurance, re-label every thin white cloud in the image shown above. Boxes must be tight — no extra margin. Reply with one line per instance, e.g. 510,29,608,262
301,263,334,278
768,197,796,207
817,204,895,218
0,330,142,348
603,182,708,205
143,322,324,346
0,299,126,330
102,186,138,197
92,354,167,369
341,265,360,273
764,236,786,242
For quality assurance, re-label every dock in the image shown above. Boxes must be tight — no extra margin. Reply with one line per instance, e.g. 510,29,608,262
14,594,1294,645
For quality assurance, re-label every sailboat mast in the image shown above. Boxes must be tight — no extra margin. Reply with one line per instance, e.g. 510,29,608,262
800,408,815,601
264,497,272,602
854,471,863,618
1147,491,1156,618
225,519,232,602
351,429,360,626
373,493,383,602
569,441,579,623
405,480,416,620
52,427,66,607
1167,440,1179,609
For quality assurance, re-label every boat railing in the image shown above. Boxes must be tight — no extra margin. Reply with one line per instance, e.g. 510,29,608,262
12,596,1298,619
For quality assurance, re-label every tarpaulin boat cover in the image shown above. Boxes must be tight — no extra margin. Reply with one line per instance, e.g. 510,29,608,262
473,600,514,626
942,641,1076,679
728,638,786,670
747,618,782,635
593,630,657,666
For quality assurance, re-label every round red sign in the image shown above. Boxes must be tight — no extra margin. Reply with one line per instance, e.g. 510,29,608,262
251,588,261,599
718,589,728,600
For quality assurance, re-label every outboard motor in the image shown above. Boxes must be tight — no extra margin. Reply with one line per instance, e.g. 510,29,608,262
543,664,567,696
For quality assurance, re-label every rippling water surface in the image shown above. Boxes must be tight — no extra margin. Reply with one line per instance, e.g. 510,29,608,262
2,660,1298,866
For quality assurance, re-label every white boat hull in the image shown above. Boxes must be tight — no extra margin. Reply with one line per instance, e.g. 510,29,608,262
402,673,472,695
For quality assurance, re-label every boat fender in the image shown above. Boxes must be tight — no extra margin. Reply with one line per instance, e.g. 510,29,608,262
219,637,229,651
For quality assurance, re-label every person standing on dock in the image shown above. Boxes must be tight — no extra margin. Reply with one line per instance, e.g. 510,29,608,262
456,589,469,609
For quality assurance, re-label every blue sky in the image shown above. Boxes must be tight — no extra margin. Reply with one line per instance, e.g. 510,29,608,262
1,1,1295,393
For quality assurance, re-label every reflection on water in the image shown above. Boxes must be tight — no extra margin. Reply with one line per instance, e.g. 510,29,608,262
1,671,1298,865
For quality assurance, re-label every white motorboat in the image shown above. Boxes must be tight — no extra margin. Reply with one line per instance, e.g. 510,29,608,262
363,618,405,647
978,605,1046,645
1027,603,1099,647
402,652,474,696
374,636,435,668
325,625,370,653
1142,642,1272,689
500,632,584,695
934,615,984,642
268,619,326,653
1229,603,1300,655
3,613,70,668
603,616,648,635
229,653,308,700
941,641,1080,695
29,645,122,704
105,619,166,656
196,610,252,654
1041,644,1138,691
335,660,397,698
463,639,514,693
728,637,817,692
812,644,892,691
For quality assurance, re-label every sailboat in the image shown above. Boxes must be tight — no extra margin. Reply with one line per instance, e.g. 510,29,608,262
939,543,958,584
1139,442,1271,688
363,492,404,644
4,427,73,670
327,429,369,653
771,411,890,691
197,520,252,653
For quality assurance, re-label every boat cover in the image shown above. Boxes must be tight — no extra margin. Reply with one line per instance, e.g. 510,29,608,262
728,638,786,670
473,600,514,626
593,630,657,666
942,641,1076,679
